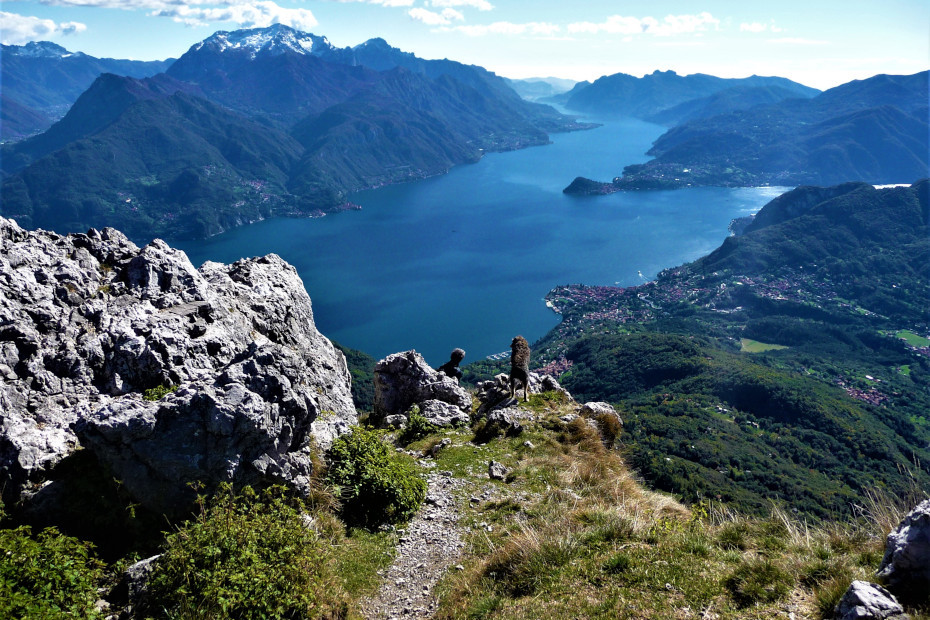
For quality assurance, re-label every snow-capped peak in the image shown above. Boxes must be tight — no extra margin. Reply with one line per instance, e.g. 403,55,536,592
4,41,81,58
193,24,333,59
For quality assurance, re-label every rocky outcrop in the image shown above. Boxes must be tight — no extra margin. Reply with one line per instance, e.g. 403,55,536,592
373,350,471,426
417,399,470,428
877,499,930,595
0,217,356,516
580,401,621,423
834,581,908,620
475,371,572,415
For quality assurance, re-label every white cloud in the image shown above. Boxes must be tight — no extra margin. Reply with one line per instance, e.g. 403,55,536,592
330,0,415,6
451,21,560,37
768,37,828,46
36,1,318,29
568,12,719,37
429,0,493,11
152,2,318,29
740,21,783,34
0,11,86,44
740,22,767,33
408,7,464,26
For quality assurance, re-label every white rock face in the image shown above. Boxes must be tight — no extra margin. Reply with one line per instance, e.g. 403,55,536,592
834,581,907,620
373,350,471,425
877,498,930,593
0,218,356,516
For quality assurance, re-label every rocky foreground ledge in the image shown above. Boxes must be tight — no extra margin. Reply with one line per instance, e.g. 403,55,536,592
0,218,356,517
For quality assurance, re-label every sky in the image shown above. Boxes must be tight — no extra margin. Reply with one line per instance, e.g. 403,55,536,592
2,0,928,90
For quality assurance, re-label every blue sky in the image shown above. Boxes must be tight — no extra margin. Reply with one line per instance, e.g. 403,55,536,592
2,0,928,89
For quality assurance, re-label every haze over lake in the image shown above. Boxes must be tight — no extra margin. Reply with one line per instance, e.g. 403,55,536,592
178,117,787,365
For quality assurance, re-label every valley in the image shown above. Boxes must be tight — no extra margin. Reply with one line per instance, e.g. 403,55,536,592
0,8,928,618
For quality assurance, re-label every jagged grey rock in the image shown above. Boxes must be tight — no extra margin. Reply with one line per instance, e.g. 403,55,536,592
580,401,622,424
877,498,930,593
475,371,572,415
417,399,470,428
124,554,161,610
0,217,356,516
834,581,908,620
488,460,508,481
383,414,408,429
485,407,526,437
373,350,471,425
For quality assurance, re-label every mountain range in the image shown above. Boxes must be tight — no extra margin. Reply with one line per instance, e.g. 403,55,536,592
0,41,173,140
615,71,929,188
1,25,588,240
563,70,928,192
550,69,820,120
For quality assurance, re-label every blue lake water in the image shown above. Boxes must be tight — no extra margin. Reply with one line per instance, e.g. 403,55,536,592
176,118,788,366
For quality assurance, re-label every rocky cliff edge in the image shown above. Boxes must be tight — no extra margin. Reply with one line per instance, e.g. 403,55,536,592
0,217,356,516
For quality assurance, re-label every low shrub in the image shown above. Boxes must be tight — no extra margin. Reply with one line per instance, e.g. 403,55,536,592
400,408,439,445
0,520,105,619
142,384,177,401
327,426,426,528
142,485,349,619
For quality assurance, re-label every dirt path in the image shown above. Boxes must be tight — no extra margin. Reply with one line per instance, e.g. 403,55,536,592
357,470,470,619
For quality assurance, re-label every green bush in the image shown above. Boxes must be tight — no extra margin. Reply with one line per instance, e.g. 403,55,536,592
400,407,439,445
142,384,177,401
327,426,426,528
143,485,348,619
0,521,105,619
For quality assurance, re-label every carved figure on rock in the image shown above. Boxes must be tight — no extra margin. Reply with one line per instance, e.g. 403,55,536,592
436,348,466,381
509,336,530,402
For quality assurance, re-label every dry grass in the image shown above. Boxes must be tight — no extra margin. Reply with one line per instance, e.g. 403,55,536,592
425,397,929,620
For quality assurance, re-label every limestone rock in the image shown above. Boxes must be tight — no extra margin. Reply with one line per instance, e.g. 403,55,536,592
418,399,470,428
475,371,573,415
877,499,930,594
485,407,525,437
834,581,907,620
488,460,508,481
373,350,471,425
580,401,622,424
0,217,356,516
124,554,161,609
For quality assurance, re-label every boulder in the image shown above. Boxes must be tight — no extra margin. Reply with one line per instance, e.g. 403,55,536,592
475,371,573,415
834,581,908,620
418,399,470,428
488,460,509,481
0,217,356,517
485,407,526,437
373,350,471,425
580,401,622,424
877,499,930,595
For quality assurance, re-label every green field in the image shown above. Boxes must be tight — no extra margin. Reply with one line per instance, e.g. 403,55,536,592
896,330,930,347
740,338,789,353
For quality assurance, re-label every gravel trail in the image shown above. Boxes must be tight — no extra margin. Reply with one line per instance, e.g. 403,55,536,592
358,470,470,619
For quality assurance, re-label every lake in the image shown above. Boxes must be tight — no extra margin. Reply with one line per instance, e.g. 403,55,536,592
177,117,788,366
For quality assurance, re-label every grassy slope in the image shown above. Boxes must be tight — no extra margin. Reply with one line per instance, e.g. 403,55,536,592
517,182,930,523
2,393,928,618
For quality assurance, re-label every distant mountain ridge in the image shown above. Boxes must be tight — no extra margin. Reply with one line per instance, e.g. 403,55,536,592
615,70,929,188
0,41,173,140
552,69,819,119
1,25,589,240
